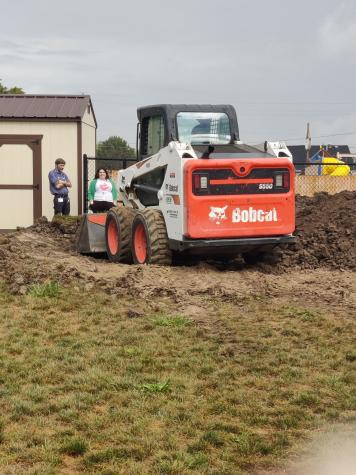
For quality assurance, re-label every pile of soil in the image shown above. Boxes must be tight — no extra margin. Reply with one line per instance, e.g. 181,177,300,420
0,191,355,296
29,215,81,240
274,191,356,272
0,216,82,294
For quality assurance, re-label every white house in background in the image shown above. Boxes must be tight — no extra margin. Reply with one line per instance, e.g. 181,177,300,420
0,94,97,230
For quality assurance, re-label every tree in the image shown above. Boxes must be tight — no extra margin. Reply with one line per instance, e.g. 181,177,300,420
0,80,24,94
96,136,135,159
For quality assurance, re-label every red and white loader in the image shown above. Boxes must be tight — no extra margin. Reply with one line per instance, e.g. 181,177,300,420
77,104,295,265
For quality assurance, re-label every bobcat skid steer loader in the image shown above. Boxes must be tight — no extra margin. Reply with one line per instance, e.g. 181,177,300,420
77,104,295,265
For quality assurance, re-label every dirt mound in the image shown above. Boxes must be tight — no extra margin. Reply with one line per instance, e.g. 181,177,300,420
274,191,356,272
0,216,81,294
0,192,355,296
29,215,81,240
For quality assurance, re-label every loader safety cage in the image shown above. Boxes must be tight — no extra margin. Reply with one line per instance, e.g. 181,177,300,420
82,154,137,213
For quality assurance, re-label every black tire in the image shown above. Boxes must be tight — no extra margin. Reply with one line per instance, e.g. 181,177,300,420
105,207,136,263
131,209,172,265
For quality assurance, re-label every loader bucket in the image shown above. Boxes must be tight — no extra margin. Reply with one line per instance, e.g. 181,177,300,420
76,214,107,254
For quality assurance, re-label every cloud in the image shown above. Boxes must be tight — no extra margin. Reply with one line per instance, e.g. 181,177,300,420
318,2,356,58
0,36,93,60
1,2,356,145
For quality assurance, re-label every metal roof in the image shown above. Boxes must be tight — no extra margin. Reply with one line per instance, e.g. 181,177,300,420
0,94,97,126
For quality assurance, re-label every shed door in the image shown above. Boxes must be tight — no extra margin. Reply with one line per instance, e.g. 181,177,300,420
0,136,42,230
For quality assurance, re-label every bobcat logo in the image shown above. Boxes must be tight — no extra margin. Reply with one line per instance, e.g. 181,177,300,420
209,205,228,224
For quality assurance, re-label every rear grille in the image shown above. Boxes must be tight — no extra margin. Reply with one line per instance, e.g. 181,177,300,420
192,168,290,195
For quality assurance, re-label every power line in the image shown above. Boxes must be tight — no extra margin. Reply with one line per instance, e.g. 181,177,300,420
237,101,356,105
244,130,356,144
282,131,356,142
97,129,356,148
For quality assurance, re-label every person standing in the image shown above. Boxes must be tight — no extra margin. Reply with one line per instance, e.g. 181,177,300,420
48,158,72,215
88,168,118,213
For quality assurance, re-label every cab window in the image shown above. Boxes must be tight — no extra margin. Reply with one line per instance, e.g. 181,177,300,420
133,166,167,206
177,112,231,145
141,115,165,157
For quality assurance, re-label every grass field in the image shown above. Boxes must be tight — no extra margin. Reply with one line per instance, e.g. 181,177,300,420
0,280,355,474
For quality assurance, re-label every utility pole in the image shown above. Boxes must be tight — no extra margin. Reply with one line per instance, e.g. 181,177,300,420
305,122,311,163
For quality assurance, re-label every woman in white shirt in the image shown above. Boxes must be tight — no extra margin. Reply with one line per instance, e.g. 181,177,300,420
88,168,118,213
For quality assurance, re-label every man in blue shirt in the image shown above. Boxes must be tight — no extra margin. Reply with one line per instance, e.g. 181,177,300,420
48,158,72,215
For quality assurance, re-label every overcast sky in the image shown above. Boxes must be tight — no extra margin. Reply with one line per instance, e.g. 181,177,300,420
1,0,356,151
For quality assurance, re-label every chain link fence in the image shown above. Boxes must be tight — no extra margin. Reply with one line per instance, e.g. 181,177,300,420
83,155,137,213
295,162,356,196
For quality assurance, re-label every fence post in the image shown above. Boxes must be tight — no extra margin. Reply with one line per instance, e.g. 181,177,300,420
83,154,88,214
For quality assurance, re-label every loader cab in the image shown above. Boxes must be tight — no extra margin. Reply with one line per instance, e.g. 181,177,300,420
137,104,240,161
137,110,166,160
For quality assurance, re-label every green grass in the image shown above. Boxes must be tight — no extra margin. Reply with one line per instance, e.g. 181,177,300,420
0,280,354,474
28,281,60,298
51,214,81,226
153,315,191,327
140,381,170,393
59,436,88,456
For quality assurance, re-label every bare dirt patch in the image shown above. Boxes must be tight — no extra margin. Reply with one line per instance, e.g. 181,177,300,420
0,192,355,318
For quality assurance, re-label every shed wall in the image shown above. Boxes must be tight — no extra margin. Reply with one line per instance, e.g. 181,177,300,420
81,113,96,210
82,122,96,159
0,121,78,219
82,108,96,128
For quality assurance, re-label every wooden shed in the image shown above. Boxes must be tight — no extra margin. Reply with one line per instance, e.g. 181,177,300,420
0,94,97,230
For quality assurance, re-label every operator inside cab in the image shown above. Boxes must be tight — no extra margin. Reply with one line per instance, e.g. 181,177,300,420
177,112,231,145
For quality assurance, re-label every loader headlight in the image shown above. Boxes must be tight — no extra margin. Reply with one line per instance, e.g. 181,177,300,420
193,172,209,194
200,176,208,188
274,172,290,190
275,174,283,187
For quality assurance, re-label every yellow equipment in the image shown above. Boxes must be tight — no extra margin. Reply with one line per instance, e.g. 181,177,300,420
322,157,350,176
